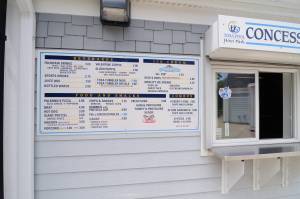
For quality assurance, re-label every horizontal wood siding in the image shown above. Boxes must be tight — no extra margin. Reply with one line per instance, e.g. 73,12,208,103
35,136,300,199
35,164,221,190
35,151,218,174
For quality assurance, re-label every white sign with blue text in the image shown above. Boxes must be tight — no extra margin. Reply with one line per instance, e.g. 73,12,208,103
219,15,300,54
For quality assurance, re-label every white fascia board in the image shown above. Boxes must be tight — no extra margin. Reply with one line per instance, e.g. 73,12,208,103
33,0,300,25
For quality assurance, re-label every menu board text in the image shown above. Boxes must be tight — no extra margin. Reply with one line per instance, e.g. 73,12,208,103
37,51,200,135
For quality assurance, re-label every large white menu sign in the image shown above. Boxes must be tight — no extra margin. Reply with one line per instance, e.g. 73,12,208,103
37,50,200,135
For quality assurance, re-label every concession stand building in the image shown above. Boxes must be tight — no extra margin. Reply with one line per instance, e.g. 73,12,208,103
5,0,300,199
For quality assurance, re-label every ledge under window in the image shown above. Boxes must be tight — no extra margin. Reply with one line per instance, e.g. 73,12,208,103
211,142,300,194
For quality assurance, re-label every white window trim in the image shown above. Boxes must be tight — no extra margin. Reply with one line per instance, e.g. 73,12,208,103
210,65,300,147
212,68,259,145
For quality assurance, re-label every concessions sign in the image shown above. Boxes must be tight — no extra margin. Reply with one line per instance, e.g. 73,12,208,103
219,15,300,54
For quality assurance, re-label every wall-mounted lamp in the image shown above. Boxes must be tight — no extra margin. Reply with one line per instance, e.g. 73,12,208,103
100,0,131,27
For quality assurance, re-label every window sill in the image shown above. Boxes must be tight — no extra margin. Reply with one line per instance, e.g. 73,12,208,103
211,138,300,148
211,142,300,161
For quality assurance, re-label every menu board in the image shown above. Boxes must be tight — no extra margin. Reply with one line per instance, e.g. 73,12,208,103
37,50,200,135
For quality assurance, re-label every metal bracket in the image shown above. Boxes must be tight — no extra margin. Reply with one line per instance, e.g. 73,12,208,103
221,160,245,194
281,157,289,187
253,158,281,191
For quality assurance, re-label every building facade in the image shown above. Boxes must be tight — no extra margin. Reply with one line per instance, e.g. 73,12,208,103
5,0,300,199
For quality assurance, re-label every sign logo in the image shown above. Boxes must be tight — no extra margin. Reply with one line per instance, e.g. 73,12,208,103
143,114,156,123
159,65,181,73
228,21,240,33
219,87,232,100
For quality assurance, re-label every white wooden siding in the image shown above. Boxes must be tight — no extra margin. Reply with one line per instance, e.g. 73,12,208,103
35,177,300,199
35,151,218,174
35,135,300,198
35,136,202,157
35,164,221,190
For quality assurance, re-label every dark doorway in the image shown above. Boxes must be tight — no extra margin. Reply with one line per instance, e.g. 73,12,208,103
0,0,7,198
259,73,283,139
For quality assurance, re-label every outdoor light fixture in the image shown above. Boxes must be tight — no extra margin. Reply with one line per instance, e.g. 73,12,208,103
100,0,131,27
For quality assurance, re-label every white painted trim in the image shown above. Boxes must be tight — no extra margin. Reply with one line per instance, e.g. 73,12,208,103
200,39,209,156
133,0,300,18
221,159,245,194
4,1,35,198
213,139,300,147
255,71,259,141
16,0,34,13
209,60,300,69
281,157,289,188
253,159,260,191
253,158,281,190
16,12,35,199
202,51,214,149
33,0,300,24
35,132,201,141
294,70,300,141
210,65,300,147
212,69,258,144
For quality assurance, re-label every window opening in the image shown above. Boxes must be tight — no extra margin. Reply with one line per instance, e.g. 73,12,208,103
259,72,294,139
215,70,295,142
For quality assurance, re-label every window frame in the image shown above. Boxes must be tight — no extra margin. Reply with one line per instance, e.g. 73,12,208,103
211,65,300,147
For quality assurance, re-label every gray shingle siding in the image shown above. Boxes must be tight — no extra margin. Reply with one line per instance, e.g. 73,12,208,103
136,41,151,52
103,26,124,41
71,15,93,26
170,43,184,54
151,43,170,53
65,23,86,36
154,30,172,44
172,31,186,44
62,35,84,49
124,27,154,41
145,21,164,30
48,22,64,36
130,19,145,28
87,25,102,38
36,37,45,48
84,38,115,51
116,41,136,52
36,22,48,37
38,13,71,22
45,36,61,48
36,13,207,55
184,43,200,55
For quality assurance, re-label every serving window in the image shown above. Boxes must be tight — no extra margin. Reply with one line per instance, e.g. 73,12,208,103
212,67,298,146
